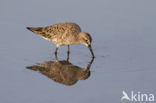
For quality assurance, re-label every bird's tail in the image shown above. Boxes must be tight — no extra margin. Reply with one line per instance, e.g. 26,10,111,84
26,27,43,34
26,27,51,40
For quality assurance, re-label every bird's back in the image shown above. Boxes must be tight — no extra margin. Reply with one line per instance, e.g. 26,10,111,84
27,22,81,40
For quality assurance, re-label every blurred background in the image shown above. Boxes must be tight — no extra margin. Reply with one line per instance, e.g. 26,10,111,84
0,0,156,103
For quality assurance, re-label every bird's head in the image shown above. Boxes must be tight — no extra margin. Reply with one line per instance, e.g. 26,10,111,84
79,32,94,57
79,32,92,46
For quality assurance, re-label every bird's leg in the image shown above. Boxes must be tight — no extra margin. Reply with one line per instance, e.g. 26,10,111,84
67,45,70,54
55,47,58,60
67,45,70,61
55,47,58,54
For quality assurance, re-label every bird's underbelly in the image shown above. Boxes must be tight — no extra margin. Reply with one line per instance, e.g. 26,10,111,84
51,37,75,46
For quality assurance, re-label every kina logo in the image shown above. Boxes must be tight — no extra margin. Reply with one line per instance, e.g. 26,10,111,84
121,90,154,102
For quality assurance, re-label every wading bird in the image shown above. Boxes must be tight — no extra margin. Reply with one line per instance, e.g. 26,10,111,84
27,22,94,57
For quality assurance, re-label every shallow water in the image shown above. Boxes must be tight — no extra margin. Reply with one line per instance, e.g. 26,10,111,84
0,0,156,103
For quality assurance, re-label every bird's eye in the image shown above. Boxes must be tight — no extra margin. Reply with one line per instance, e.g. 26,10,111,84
86,40,89,42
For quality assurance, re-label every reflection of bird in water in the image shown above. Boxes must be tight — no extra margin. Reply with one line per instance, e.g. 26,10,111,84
26,58,94,86
26,22,94,58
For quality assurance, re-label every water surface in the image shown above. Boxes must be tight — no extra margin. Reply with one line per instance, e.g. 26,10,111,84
0,0,156,103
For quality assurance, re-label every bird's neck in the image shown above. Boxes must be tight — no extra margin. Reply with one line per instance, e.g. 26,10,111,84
72,35,82,44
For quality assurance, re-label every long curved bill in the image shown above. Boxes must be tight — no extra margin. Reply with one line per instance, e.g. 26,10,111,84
88,45,95,58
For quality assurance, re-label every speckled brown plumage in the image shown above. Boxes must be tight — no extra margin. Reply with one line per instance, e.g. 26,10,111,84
27,23,81,44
